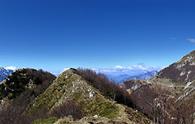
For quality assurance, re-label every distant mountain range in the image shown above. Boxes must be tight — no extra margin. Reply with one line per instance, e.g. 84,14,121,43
0,67,14,82
95,64,160,82
1,65,160,83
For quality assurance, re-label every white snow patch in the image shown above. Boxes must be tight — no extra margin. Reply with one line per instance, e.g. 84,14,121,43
89,91,94,98
185,71,192,81
131,85,140,90
157,103,161,107
93,115,98,118
176,87,195,102
184,82,192,89
88,89,95,98
180,71,186,76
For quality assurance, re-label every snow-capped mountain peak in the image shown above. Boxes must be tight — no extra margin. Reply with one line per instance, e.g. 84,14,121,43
0,67,15,82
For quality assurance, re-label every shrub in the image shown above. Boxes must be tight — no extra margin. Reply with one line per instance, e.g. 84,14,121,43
0,104,50,124
130,83,195,124
51,100,83,120
0,105,32,124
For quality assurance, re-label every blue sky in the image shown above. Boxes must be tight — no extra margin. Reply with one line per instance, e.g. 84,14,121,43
0,0,195,73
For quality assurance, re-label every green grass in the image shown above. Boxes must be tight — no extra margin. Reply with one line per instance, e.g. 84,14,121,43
27,73,77,114
71,89,119,119
33,117,58,124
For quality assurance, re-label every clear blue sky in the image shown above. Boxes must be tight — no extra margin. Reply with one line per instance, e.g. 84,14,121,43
0,0,194,73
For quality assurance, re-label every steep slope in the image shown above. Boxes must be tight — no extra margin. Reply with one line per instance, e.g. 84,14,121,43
157,50,195,85
0,68,56,109
153,50,195,103
27,68,151,124
129,50,195,123
0,67,13,82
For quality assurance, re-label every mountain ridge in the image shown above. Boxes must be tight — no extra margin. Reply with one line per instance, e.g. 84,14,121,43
25,68,151,124
157,50,195,85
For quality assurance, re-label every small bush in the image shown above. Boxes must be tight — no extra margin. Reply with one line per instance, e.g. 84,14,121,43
0,105,32,124
0,104,49,124
51,100,83,120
